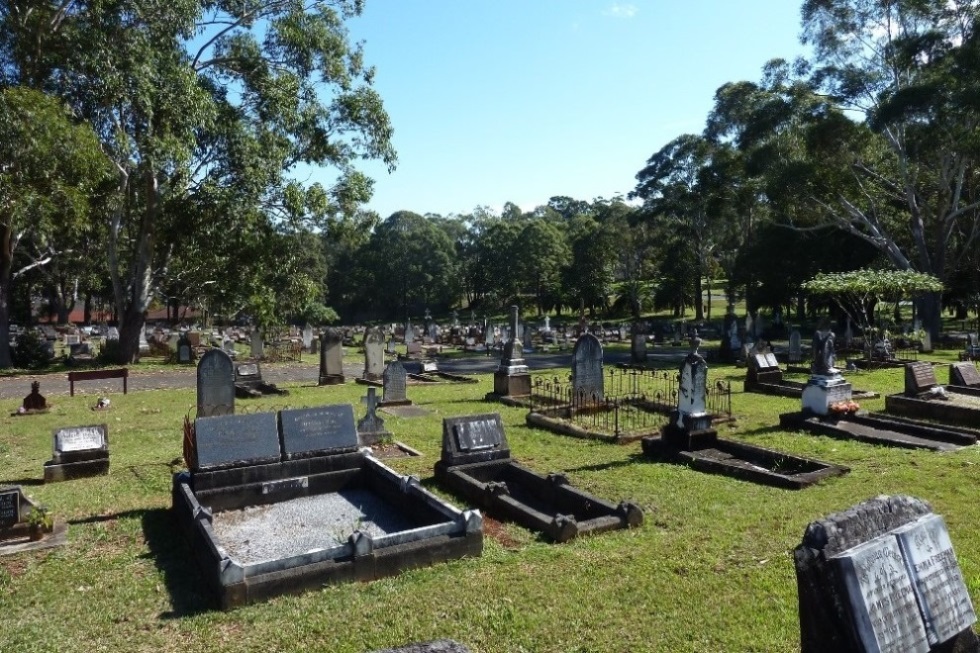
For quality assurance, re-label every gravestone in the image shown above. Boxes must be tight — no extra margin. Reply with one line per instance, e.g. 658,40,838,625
0,487,19,528
905,362,939,397
921,329,933,353
747,353,783,385
950,362,980,388
192,412,280,470
196,349,235,418
802,324,852,416
138,330,150,355
177,334,193,364
357,387,391,446
492,305,531,398
280,404,358,460
795,495,978,653
106,327,119,341
318,328,345,385
250,331,264,358
363,328,385,381
571,334,604,402
302,325,314,351
21,381,47,412
789,329,803,364
44,424,110,482
386,339,396,354
404,322,415,344
631,323,647,363
381,361,410,406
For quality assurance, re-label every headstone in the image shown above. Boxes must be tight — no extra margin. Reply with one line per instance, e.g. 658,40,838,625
789,329,803,364
631,328,647,364
192,412,280,470
386,339,396,354
65,334,80,346
22,381,47,411
921,329,932,353
754,313,766,339
498,305,528,374
177,334,193,364
302,325,314,351
106,327,119,341
811,327,837,376
795,495,978,653
543,316,551,332
0,487,19,529
196,349,235,418
905,362,938,396
381,361,409,405
250,331,264,358
318,328,345,385
676,352,708,427
404,322,415,344
280,405,358,460
950,362,980,388
440,413,510,467
571,334,603,402
363,328,385,381
845,318,854,348
53,424,107,458
357,387,389,444
138,330,150,354
745,313,754,338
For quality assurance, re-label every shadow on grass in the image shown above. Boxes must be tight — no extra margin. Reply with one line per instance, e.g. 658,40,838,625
1,477,44,486
737,425,786,438
563,456,642,473
140,507,215,618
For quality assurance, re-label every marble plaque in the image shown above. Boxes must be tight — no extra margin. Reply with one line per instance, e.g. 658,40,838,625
54,425,107,453
194,412,280,470
236,363,259,378
765,353,779,368
833,535,930,653
0,488,20,528
895,514,977,645
280,404,358,457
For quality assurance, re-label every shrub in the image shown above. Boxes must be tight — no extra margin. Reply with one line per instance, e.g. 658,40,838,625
12,330,53,370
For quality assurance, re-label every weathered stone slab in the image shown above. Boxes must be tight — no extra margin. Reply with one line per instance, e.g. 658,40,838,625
571,334,603,401
382,362,409,405
905,362,938,396
280,405,358,459
197,349,235,417
193,412,280,470
950,362,980,388
440,413,509,467
54,424,107,453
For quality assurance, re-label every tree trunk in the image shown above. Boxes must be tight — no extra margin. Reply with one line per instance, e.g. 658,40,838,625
918,292,942,340
695,275,704,321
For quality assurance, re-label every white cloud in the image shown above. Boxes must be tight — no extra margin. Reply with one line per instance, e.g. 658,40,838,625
603,3,637,19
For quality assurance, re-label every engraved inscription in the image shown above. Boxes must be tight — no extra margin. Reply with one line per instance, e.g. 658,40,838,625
197,350,234,417
261,476,309,495
194,412,280,469
280,405,357,455
765,353,779,368
951,362,980,387
834,535,930,653
383,362,408,402
0,489,19,528
572,334,604,401
55,425,106,452
906,362,938,394
455,419,502,451
896,514,977,645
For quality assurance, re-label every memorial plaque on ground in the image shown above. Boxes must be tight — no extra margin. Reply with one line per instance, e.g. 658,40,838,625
0,487,20,528
280,404,358,458
197,349,235,417
765,352,779,368
951,362,980,388
193,412,280,470
236,363,259,379
895,514,977,645
571,334,604,401
54,424,107,453
833,536,930,653
905,362,938,396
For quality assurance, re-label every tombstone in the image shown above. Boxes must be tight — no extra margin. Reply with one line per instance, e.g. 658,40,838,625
381,361,410,406
844,318,854,349
746,352,783,386
357,387,391,446
222,339,236,357
234,362,287,398
404,322,415,344
196,349,235,418
795,495,978,653
744,313,754,338
386,339,396,354
905,361,939,396
491,306,531,398
64,334,80,346
69,342,91,357
250,331,264,358
672,322,682,346
788,329,803,364
356,328,384,381
106,327,119,341
138,330,150,355
318,328,345,385
21,381,47,412
0,486,21,529
802,324,852,417
44,424,110,482
921,329,933,353
302,325,314,351
631,324,647,364
177,334,193,364
543,315,551,332
754,313,766,339
950,362,980,388
571,334,604,403
280,404,358,460
662,347,716,449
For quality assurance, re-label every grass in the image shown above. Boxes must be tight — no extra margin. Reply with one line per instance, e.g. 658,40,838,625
2,348,980,652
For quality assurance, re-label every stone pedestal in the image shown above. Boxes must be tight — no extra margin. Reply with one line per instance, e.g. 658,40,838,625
493,371,531,397
661,411,717,450
802,375,853,417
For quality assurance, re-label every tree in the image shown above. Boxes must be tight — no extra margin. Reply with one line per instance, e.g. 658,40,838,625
0,87,111,367
1,0,395,361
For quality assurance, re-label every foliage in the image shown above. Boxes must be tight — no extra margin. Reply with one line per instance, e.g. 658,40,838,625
11,329,52,370
26,505,53,531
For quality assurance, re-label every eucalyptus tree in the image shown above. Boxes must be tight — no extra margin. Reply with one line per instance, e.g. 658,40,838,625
0,0,395,362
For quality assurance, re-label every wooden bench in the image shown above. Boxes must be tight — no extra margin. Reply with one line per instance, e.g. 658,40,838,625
67,368,128,396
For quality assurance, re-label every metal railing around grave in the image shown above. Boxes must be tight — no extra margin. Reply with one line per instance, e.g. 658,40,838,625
529,367,732,438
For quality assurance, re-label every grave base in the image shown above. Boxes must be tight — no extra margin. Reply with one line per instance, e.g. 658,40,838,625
661,412,716,450
358,429,394,447
492,371,531,398
0,521,68,556
801,376,853,417
744,378,878,400
780,411,978,451
318,374,345,386
885,389,980,430
43,456,109,483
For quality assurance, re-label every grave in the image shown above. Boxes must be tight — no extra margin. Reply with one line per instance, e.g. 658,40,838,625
234,362,288,398
250,331,264,358
795,495,978,653
744,351,878,400
571,334,604,403
17,381,49,414
318,328,345,385
197,349,235,418
787,328,805,366
173,404,482,608
177,333,194,364
487,306,531,402
44,424,110,482
644,348,847,489
801,324,853,417
434,413,642,542
0,486,67,555
630,326,647,364
403,359,477,385
362,328,385,382
380,361,411,407
357,387,392,446
960,333,980,361
950,362,980,388
302,325,314,352
884,362,980,429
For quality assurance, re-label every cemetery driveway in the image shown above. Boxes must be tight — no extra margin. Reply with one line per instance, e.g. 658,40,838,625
0,348,670,400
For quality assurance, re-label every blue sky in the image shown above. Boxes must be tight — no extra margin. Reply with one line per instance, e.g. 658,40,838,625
322,1,808,219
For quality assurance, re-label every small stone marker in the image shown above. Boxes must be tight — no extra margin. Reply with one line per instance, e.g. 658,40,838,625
250,331,264,358
302,325,314,351
795,495,979,653
358,387,388,441
54,424,107,454
905,362,939,396
193,412,280,470
197,349,235,418
950,362,980,388
318,328,345,385
45,424,110,482
0,487,21,528
381,361,409,405
21,381,47,412
440,413,509,467
280,404,358,459
571,334,604,402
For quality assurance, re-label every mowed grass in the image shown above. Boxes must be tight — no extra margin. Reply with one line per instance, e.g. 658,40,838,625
2,352,980,652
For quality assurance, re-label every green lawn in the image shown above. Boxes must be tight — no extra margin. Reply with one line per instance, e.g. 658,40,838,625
2,350,980,652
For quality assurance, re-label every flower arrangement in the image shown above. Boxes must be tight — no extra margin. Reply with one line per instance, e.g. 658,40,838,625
829,401,861,416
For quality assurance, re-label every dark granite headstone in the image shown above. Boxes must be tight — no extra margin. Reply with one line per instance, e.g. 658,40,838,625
571,333,604,401
0,487,20,528
22,381,47,411
197,349,235,418
905,362,939,396
193,412,280,471
440,413,510,467
280,404,358,459
950,362,980,388
318,328,345,385
789,329,803,363
382,361,409,405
